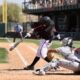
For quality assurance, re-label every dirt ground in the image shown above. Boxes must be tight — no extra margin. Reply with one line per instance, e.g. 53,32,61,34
0,42,80,80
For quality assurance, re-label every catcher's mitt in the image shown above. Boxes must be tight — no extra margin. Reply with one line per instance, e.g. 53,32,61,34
47,49,54,61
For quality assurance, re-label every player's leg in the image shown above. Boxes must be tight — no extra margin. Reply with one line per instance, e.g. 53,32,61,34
24,56,40,70
41,45,51,62
24,39,43,70
19,32,23,40
24,41,42,70
57,59,80,74
33,59,59,75
24,39,51,70
59,59,80,73
13,32,16,42
34,59,80,75
43,59,80,73
13,32,19,42
24,48,50,70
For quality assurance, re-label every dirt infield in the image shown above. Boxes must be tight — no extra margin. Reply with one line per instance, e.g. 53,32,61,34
0,42,80,80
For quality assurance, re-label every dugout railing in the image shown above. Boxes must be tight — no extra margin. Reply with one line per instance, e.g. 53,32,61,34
2,22,80,40
60,32,80,40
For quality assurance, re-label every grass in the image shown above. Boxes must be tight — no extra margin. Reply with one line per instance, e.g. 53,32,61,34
24,39,40,45
0,38,8,63
0,48,8,63
0,38,7,42
0,38,80,63
25,39,80,48
73,41,80,48
24,39,61,47
4,38,80,48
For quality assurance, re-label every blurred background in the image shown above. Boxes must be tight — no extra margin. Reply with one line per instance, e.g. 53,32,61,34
0,0,80,40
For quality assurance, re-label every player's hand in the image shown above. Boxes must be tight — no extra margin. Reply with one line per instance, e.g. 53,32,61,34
27,33,31,37
28,28,34,34
24,33,31,38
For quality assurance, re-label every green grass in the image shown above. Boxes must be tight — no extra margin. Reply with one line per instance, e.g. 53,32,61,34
0,38,80,63
24,39,80,48
3,38,80,48
0,48,8,63
0,38,8,63
24,39,61,48
24,39,64,48
0,38,7,42
73,41,80,48
24,39,40,45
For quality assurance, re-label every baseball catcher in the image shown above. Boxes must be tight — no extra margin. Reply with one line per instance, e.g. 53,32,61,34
33,37,80,75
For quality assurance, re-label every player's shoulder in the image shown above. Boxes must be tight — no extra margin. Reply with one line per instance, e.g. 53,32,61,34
18,24,23,28
57,46,69,50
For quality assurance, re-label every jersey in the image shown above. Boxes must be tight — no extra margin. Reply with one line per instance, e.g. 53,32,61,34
34,20,55,42
56,46,80,62
15,24,23,33
56,46,72,58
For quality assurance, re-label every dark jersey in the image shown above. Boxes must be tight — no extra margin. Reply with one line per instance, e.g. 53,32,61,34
33,20,56,42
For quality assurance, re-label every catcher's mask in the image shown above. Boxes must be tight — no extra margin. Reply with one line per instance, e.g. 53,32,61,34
61,37,73,47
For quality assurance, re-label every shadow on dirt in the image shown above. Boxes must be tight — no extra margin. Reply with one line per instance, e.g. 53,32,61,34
0,68,29,71
46,72,80,75
0,69,80,75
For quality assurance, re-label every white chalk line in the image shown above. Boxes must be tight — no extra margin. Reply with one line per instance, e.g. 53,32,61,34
26,45,37,53
6,37,38,67
5,37,28,66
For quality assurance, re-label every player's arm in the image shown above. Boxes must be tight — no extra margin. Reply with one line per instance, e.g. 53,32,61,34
48,46,62,55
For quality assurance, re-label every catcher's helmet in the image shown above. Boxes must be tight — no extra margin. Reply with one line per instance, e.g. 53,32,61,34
62,37,73,47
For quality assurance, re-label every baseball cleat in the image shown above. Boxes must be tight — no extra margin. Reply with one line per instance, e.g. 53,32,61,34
24,65,34,70
33,69,45,75
74,71,80,75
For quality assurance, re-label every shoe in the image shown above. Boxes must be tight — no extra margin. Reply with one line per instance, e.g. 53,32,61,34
74,71,80,75
33,69,45,75
24,65,34,70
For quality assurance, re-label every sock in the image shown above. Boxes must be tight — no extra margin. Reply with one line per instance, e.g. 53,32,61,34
44,57,51,62
30,56,40,66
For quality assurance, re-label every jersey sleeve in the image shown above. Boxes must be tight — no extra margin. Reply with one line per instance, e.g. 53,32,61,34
56,47,63,53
